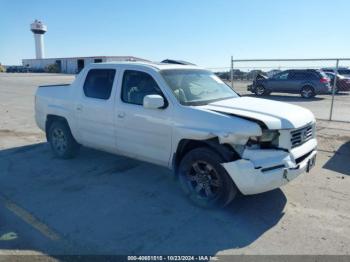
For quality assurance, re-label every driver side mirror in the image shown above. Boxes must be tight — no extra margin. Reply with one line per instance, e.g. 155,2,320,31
143,94,165,109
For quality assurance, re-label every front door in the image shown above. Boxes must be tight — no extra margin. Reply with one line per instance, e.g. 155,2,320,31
114,69,173,166
268,71,291,92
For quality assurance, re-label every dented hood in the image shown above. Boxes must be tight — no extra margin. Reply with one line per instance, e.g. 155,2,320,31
201,97,315,130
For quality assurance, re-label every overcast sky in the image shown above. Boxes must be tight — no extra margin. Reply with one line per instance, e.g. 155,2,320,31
1,0,350,68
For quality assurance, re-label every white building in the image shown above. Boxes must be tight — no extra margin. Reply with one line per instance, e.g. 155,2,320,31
24,20,149,74
22,56,150,74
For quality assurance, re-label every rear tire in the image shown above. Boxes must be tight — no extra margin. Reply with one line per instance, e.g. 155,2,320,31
300,85,315,98
178,147,238,208
48,121,80,159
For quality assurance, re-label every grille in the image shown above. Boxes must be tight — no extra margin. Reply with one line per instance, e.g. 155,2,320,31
290,124,313,148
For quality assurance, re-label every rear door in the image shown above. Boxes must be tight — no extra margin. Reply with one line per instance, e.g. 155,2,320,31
288,71,308,93
75,68,118,152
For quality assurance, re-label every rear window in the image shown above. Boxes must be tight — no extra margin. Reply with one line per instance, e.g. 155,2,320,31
83,69,116,100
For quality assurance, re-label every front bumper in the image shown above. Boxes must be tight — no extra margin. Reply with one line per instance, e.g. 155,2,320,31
222,139,317,195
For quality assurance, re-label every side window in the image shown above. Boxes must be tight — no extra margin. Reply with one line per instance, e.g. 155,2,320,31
309,72,319,80
274,72,289,80
121,70,163,105
289,72,297,80
83,69,116,100
291,72,306,80
272,72,290,80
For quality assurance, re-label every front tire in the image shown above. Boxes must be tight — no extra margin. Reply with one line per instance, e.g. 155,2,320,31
178,148,238,208
255,85,269,96
48,121,80,159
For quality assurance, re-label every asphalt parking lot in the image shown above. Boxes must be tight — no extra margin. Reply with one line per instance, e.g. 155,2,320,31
0,73,349,257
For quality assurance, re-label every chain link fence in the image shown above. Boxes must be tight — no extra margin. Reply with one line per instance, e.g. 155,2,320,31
208,58,350,122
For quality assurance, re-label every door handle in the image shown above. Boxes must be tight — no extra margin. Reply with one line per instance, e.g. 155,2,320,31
117,112,125,118
76,105,83,111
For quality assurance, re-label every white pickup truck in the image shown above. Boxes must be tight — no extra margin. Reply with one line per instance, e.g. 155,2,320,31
35,61,317,207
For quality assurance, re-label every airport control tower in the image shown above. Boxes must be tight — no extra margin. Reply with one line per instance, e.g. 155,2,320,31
30,20,47,59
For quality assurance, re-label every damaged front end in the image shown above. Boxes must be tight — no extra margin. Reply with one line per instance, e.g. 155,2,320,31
229,129,280,156
219,124,317,195
175,106,317,196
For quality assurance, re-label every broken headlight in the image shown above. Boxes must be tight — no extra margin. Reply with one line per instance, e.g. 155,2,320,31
248,130,279,147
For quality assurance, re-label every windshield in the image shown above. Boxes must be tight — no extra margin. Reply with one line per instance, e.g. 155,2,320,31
161,69,238,105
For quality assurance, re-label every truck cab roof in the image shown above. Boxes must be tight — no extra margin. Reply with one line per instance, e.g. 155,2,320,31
89,61,204,71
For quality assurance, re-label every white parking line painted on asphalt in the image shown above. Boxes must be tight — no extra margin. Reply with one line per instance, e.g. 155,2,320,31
0,193,60,241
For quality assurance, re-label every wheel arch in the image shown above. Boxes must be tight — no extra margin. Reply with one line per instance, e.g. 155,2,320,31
255,83,265,89
45,115,73,142
300,84,316,98
300,82,315,91
172,137,239,175
255,83,271,95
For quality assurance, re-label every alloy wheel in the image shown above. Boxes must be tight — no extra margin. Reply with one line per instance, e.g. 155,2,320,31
302,87,312,98
256,86,265,96
186,160,222,200
51,128,68,154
